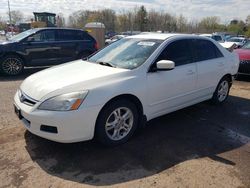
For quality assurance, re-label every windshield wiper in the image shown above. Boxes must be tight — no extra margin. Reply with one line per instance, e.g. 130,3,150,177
98,61,115,68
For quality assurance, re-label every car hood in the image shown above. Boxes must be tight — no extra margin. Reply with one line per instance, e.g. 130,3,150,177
234,49,250,60
20,60,129,100
0,40,16,45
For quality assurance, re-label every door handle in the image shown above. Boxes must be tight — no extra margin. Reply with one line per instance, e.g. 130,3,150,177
186,70,195,75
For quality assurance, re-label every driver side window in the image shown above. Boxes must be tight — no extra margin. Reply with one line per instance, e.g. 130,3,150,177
31,30,55,42
156,39,193,66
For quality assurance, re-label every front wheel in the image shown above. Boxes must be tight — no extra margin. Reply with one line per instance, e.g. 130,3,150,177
0,55,24,76
211,77,231,104
95,100,139,146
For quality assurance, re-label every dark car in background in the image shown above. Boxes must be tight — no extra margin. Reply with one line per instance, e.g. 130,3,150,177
0,28,98,75
234,41,250,75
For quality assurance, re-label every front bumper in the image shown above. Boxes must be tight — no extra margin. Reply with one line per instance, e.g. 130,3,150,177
14,92,101,143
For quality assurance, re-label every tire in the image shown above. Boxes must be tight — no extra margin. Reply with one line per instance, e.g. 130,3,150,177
95,99,139,146
211,76,231,104
0,55,24,76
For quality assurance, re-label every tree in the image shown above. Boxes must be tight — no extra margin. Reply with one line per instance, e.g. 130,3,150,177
0,16,6,30
227,20,246,35
199,16,220,33
135,6,148,31
245,15,250,28
177,15,187,32
7,10,23,24
57,13,65,27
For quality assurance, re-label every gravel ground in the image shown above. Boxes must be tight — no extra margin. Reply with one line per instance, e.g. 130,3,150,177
0,69,250,188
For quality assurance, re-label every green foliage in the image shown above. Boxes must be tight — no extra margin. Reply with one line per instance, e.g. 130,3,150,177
198,16,220,33
227,20,246,35
245,27,250,38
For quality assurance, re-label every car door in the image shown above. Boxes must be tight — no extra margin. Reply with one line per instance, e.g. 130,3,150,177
146,39,197,119
193,39,225,97
22,29,58,66
54,29,79,63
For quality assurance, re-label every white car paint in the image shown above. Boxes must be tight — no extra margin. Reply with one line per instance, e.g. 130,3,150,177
14,33,239,143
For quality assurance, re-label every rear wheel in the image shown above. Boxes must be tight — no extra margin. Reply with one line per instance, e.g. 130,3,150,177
95,100,139,146
211,77,231,104
0,55,24,76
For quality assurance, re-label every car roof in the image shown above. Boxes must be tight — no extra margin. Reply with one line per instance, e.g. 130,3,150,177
31,27,85,32
127,33,203,40
230,37,245,40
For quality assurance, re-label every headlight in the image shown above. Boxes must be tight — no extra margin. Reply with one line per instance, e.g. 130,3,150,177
38,91,88,111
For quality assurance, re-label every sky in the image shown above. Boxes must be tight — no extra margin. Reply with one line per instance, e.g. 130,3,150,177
0,0,249,24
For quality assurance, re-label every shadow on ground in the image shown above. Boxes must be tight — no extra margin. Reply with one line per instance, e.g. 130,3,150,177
0,67,47,81
24,95,250,186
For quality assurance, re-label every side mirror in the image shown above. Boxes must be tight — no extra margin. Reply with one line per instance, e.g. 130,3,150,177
156,60,175,71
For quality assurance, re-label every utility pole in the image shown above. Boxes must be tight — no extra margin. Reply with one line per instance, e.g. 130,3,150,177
8,0,12,24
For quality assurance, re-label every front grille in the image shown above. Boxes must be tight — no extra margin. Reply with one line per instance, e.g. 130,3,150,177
19,91,38,106
239,60,250,74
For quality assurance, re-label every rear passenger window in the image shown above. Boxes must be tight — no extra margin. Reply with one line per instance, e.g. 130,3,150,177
194,39,223,62
57,30,92,41
57,30,74,41
157,39,193,66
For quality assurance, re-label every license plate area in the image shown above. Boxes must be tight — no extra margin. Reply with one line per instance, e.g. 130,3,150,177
14,104,23,120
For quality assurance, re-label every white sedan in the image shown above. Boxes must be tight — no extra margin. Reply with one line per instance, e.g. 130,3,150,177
14,33,239,146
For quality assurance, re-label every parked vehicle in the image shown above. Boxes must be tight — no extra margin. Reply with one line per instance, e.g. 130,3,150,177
226,37,247,48
234,41,250,75
105,35,125,45
14,33,239,146
0,28,98,75
0,30,5,36
199,34,224,42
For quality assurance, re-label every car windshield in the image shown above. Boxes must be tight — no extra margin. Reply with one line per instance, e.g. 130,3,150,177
88,38,162,69
241,41,250,49
9,29,36,41
227,38,244,42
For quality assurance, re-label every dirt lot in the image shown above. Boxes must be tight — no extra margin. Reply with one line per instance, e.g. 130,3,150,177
0,69,250,188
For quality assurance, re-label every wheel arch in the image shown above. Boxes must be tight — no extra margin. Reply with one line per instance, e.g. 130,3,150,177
221,73,233,86
95,94,146,134
2,52,26,66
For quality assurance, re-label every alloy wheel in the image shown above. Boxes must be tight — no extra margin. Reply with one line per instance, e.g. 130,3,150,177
105,107,134,141
217,80,229,102
2,57,23,75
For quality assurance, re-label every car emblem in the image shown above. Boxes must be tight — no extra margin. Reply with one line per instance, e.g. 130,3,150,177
20,94,26,103
240,60,248,64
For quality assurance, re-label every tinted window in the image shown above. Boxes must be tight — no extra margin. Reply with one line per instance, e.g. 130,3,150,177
32,30,55,42
57,30,74,41
75,31,85,40
157,39,193,66
194,39,223,62
56,30,92,41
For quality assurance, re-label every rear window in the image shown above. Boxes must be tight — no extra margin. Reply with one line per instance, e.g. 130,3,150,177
56,30,93,41
194,39,223,62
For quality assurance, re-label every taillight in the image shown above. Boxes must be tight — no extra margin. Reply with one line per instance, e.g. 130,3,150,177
94,42,99,50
